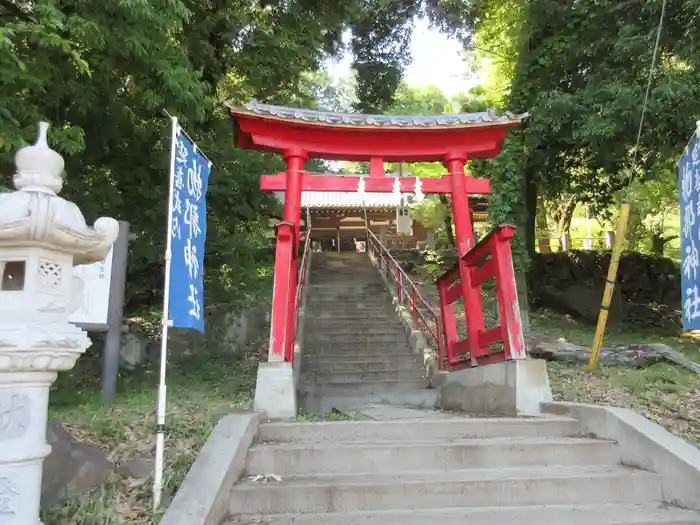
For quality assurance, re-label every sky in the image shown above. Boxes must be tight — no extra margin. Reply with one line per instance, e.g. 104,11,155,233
326,17,481,97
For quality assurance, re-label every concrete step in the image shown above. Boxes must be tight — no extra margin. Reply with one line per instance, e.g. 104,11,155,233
229,465,661,514
307,293,389,299
301,379,430,395
304,330,407,340
308,273,379,279
303,352,417,363
306,305,396,312
307,292,388,298
305,333,408,344
299,388,438,414
311,260,374,266
306,320,406,330
308,281,387,288
227,504,700,525
306,313,400,322
246,437,620,475
303,343,411,353
304,359,421,373
306,311,399,320
303,355,411,364
311,261,379,275
307,294,394,310
257,417,582,443
308,300,389,306
308,290,389,298
307,303,393,309
302,370,424,384
309,283,387,291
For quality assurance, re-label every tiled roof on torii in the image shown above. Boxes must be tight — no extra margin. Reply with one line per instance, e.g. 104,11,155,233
227,100,528,130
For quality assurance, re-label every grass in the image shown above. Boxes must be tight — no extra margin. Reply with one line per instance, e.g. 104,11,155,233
528,309,700,446
296,410,362,422
42,340,263,525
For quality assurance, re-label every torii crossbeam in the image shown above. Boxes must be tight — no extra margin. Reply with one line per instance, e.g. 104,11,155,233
228,100,527,369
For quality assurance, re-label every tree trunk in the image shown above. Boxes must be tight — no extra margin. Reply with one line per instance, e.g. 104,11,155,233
553,197,577,238
439,194,455,248
523,167,538,309
524,168,538,264
535,200,551,253
650,232,678,257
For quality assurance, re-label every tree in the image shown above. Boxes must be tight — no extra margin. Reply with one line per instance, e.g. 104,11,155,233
469,0,700,263
5,0,522,313
0,0,357,313
389,83,454,114
545,194,578,239
348,1,479,112
383,83,458,246
612,166,680,256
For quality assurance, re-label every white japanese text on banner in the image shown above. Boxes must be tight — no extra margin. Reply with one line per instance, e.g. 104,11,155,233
169,128,211,332
679,130,700,331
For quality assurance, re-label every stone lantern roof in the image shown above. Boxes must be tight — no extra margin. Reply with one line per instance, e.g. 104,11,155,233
0,122,119,265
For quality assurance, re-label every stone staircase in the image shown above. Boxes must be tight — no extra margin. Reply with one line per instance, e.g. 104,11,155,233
220,251,700,525
299,252,434,413
226,415,700,524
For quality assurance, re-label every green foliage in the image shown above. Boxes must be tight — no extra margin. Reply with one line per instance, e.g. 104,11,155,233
348,0,479,112
472,132,530,268
411,196,447,228
387,83,454,114
467,0,524,107
607,166,681,256
1,1,484,316
383,83,456,246
467,0,700,265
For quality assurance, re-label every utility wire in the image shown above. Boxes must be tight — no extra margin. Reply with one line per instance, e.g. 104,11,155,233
588,0,668,371
624,0,667,200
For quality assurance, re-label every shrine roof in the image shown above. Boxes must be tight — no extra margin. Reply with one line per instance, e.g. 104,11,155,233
228,100,528,130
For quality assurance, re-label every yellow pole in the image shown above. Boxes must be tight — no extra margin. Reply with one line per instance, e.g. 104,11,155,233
587,201,632,371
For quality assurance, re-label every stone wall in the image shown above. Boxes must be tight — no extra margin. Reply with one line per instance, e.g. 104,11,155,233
530,251,682,332
389,247,683,333
88,303,271,371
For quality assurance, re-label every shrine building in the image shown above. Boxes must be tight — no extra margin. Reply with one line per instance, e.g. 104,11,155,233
274,183,489,251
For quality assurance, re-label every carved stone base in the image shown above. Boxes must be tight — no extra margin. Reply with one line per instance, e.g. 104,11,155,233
0,371,56,525
0,322,90,373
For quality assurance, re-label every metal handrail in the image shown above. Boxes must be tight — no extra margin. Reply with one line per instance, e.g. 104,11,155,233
365,228,446,367
292,229,312,350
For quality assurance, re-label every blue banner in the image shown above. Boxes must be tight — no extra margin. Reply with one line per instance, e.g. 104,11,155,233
168,127,211,332
679,131,700,331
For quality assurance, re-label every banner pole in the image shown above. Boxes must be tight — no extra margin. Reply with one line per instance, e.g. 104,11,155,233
153,115,178,510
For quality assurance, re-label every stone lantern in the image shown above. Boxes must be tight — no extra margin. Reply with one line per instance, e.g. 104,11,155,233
0,122,118,524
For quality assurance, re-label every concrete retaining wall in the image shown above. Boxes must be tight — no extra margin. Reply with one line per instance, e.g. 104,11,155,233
159,412,260,525
542,401,700,511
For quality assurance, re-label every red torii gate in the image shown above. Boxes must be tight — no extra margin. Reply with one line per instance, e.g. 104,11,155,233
228,100,527,365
